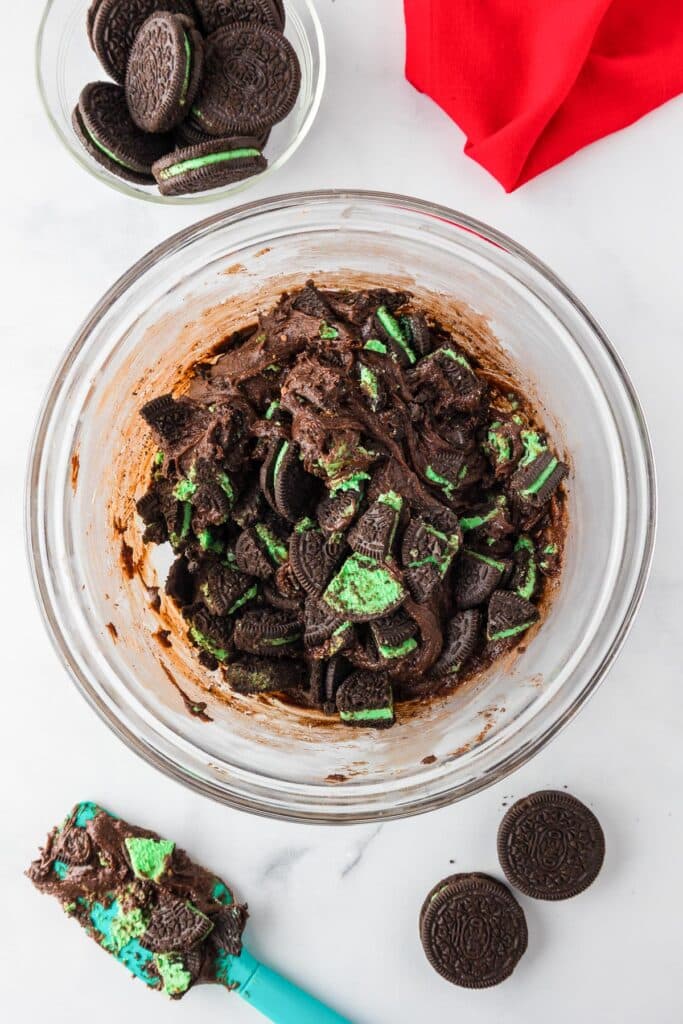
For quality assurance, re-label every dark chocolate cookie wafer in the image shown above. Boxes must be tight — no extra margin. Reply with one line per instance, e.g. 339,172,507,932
153,136,266,195
87,0,105,45
191,24,301,137
498,791,605,900
91,0,196,84
486,590,539,642
73,82,172,183
194,0,285,34
126,13,205,133
420,873,527,988
453,550,510,610
228,656,305,694
336,670,394,728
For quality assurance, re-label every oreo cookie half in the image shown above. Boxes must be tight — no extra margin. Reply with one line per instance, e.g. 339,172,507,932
369,611,418,662
453,550,510,610
126,13,205,134
289,519,343,596
199,563,257,616
233,609,302,657
191,24,301,137
228,657,305,694
142,893,213,953
91,0,196,84
73,83,172,184
498,791,605,900
194,0,285,34
323,553,407,622
486,591,539,642
419,874,527,988
153,137,266,196
348,491,402,561
402,513,461,603
430,609,482,679
336,671,395,729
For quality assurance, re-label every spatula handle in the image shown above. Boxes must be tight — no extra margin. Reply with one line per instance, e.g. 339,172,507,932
230,948,352,1024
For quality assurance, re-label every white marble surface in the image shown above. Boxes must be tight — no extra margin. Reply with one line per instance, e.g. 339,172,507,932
3,1,683,1021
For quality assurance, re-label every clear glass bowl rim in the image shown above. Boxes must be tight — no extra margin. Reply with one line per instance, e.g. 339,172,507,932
35,0,327,206
26,190,658,823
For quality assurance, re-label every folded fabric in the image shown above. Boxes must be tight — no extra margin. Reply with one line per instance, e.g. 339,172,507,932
405,0,683,191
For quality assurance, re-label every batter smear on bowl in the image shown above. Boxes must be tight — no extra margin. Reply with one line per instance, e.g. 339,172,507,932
136,283,568,728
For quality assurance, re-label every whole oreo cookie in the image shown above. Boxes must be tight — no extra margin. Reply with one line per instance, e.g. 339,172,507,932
191,24,301,137
194,0,285,34
126,13,205,133
73,82,172,183
498,791,605,900
420,873,527,988
91,0,196,84
153,137,267,195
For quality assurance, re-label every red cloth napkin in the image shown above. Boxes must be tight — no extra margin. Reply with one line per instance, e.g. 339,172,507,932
405,0,683,191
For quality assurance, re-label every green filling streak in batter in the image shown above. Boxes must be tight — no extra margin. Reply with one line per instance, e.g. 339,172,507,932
154,953,193,997
217,472,235,503
199,528,224,554
514,536,537,600
263,635,300,647
519,430,547,467
425,464,456,498
190,626,230,662
125,838,175,881
465,548,507,572
174,477,197,501
521,457,559,496
254,523,288,565
378,637,418,660
324,553,406,618
407,523,459,575
319,322,339,339
460,496,506,533
359,364,379,402
272,440,290,484
340,707,394,722
489,621,536,642
487,422,512,464
179,34,192,107
264,400,280,420
228,584,258,615
376,306,417,364
330,471,371,495
364,339,387,354
158,148,261,180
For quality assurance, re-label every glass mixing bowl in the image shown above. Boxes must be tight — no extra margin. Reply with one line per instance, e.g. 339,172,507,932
27,192,656,823
36,0,325,205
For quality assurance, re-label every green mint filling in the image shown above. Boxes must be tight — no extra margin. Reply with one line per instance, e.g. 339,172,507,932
521,456,559,496
84,123,138,172
153,450,164,467
154,953,193,997
228,584,258,615
359,364,379,402
514,537,537,600
340,707,393,722
377,490,403,512
364,338,387,354
489,621,535,642
159,148,261,180
438,346,472,369
174,478,197,501
295,517,316,534
170,502,193,547
378,637,418,659
125,838,175,881
407,523,459,575
460,497,506,532
264,400,280,420
254,523,288,564
465,548,506,572
272,440,290,484
519,430,547,467
319,322,339,339
199,529,224,553
425,464,456,498
189,626,229,662
376,306,416,364
487,423,512,463
323,553,406,618
262,635,300,647
179,34,192,107
329,471,371,496
217,472,234,503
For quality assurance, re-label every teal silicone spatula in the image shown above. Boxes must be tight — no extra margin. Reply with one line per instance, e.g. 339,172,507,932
27,802,351,1024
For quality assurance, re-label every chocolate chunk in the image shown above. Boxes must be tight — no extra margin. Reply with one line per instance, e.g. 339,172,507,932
453,550,510,610
233,609,302,657
140,394,205,447
336,671,395,729
497,791,605,900
486,590,539,642
228,657,305,694
292,282,333,319
430,609,482,679
420,874,527,987
166,556,195,607
142,893,213,953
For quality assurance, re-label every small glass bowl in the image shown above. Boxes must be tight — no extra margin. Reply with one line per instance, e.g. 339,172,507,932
36,0,325,205
27,192,656,823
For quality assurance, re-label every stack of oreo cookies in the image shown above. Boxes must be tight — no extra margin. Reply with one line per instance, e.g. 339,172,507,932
74,1,301,194
136,284,568,729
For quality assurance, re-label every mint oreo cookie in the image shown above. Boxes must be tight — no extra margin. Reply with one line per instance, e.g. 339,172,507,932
91,0,196,84
194,0,285,34
153,137,267,195
126,13,205,133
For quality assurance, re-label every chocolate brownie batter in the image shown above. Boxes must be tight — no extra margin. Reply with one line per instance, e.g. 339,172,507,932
136,283,567,727
27,802,248,998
